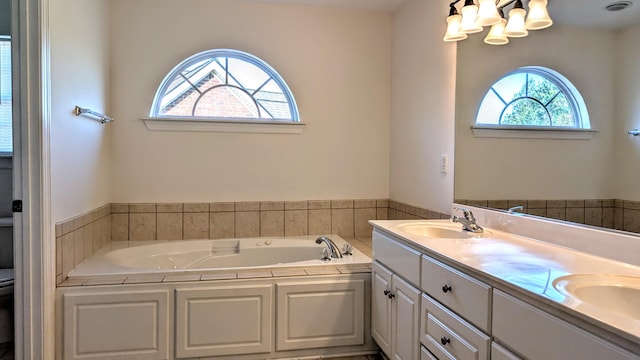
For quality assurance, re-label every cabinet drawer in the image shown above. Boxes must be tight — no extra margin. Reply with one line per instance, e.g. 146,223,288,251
373,229,421,287
421,346,438,360
420,294,490,360
493,290,637,360
421,255,491,332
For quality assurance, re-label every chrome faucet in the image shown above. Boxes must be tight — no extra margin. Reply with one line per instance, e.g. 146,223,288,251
451,207,484,233
315,236,343,259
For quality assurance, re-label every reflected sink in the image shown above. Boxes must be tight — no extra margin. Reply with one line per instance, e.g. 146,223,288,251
397,222,472,239
553,274,640,320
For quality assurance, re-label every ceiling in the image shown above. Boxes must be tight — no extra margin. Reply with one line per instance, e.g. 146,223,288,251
246,0,640,29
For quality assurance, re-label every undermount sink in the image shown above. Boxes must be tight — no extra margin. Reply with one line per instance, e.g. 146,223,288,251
397,222,472,239
553,274,640,320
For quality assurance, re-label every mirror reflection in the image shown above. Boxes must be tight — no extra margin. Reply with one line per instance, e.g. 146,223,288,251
454,2,640,235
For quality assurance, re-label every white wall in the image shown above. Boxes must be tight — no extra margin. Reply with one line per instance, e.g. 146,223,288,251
50,0,112,222
108,0,391,203
614,24,640,201
455,26,616,200
388,0,456,214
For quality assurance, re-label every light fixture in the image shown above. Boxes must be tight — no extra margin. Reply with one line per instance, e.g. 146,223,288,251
484,10,509,45
443,0,553,45
460,0,483,34
443,4,468,41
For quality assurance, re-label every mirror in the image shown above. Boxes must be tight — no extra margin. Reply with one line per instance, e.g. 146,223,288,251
454,4,640,235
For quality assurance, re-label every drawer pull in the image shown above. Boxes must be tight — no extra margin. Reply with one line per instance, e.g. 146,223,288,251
388,292,395,299
440,336,451,345
442,284,452,293
384,289,390,295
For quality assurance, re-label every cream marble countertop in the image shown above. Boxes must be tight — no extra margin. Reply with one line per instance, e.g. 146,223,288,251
369,219,640,349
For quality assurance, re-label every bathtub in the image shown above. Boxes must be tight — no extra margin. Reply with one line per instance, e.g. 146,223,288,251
68,234,371,278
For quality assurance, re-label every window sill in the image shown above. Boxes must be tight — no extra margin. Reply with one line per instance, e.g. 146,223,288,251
471,125,597,140
141,117,306,134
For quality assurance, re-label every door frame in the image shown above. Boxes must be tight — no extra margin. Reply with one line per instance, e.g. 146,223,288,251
12,0,53,358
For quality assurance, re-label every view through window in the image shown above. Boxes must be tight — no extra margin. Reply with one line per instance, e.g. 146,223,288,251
0,36,11,154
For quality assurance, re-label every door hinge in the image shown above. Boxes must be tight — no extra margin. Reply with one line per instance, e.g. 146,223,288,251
12,200,22,213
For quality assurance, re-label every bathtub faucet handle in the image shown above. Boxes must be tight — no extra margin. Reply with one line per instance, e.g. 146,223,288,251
320,247,331,261
342,243,353,256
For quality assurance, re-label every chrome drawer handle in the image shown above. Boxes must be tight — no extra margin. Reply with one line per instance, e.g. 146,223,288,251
442,284,452,293
441,336,451,345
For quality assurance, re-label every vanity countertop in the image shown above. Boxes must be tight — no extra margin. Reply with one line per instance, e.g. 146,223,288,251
369,219,640,351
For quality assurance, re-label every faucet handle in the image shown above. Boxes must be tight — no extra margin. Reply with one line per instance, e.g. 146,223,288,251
320,247,331,261
342,243,353,256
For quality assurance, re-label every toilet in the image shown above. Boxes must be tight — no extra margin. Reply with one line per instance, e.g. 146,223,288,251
0,268,13,344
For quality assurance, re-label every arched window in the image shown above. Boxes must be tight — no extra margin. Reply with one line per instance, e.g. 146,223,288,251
150,49,299,122
475,67,590,130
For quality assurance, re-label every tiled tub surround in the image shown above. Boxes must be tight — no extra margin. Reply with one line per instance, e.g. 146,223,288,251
55,199,448,284
456,198,640,233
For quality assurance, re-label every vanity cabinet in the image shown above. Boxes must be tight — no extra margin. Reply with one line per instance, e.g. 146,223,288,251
372,231,422,360
493,290,637,360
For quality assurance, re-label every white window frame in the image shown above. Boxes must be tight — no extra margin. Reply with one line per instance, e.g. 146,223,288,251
143,49,304,134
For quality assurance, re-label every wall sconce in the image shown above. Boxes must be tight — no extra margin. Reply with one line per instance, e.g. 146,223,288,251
443,0,553,45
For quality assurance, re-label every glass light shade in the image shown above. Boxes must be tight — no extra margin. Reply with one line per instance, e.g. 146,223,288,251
504,7,528,37
443,14,468,42
476,0,501,26
484,18,509,45
461,4,483,34
526,0,553,30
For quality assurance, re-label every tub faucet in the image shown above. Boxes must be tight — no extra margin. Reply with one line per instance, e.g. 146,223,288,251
451,207,483,233
315,236,343,259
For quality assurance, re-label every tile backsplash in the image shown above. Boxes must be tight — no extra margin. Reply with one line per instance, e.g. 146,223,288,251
55,198,448,284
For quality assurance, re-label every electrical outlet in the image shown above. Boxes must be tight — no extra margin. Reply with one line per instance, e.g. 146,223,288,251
441,154,448,174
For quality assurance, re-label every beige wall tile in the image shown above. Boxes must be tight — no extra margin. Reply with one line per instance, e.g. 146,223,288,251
354,199,376,208
547,208,565,221
111,203,129,213
55,223,63,238
623,209,640,233
614,207,624,230
184,212,209,239
308,200,330,210
585,208,602,227
56,237,62,275
527,200,547,209
376,199,389,208
157,203,183,213
602,199,614,207
355,208,376,238
210,202,235,212
376,207,388,220
602,207,614,229
261,201,284,211
388,209,397,220
332,200,353,209
130,203,156,213
467,200,488,208
157,213,183,240
585,199,602,208
73,228,85,267
285,201,308,210
260,211,285,236
566,200,585,208
184,203,209,212
285,210,308,236
236,202,259,211
83,225,94,259
547,200,566,209
130,213,157,241
210,212,235,239
615,199,624,208
61,233,74,278
427,210,442,219
565,207,585,224
415,207,429,219
309,209,331,234
236,211,260,237
487,200,509,209
528,208,547,218
332,208,354,237
625,200,640,210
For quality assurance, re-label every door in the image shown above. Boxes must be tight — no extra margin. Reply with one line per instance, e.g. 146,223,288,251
372,261,393,356
391,274,421,360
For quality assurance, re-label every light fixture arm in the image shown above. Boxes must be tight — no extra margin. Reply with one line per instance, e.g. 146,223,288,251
449,0,462,15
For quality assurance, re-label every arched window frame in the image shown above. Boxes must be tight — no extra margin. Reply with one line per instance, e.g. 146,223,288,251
471,66,596,140
143,49,304,134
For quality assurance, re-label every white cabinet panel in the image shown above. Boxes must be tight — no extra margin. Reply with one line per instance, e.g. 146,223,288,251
493,290,637,360
175,284,272,358
421,346,438,360
420,294,489,360
373,230,422,287
276,279,365,351
372,261,393,356
391,274,421,360
491,342,522,360
63,290,170,360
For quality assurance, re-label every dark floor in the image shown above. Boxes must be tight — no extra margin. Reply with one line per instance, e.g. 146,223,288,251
0,342,13,360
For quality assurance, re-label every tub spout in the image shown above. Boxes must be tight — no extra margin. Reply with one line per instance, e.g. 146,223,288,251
315,236,343,259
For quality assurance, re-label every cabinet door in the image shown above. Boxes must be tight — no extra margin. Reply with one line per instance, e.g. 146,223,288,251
175,284,272,358
62,289,170,360
275,278,365,351
391,274,421,360
372,261,393,356
491,342,523,360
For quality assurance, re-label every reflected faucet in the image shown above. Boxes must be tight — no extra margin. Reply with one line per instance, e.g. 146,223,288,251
451,206,484,233
315,236,343,259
